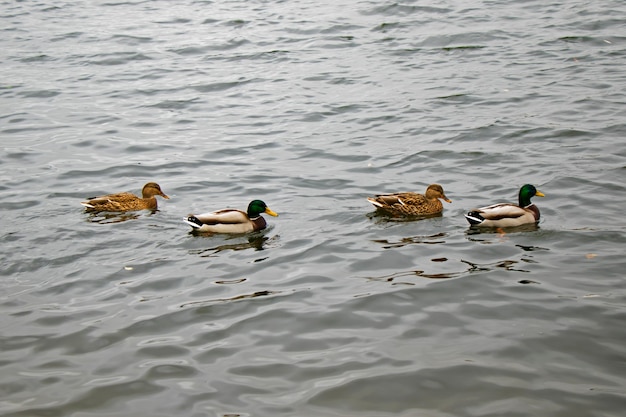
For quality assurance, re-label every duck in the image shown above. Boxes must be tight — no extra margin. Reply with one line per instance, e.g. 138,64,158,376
464,184,545,228
183,200,278,234
81,182,169,212
367,184,452,216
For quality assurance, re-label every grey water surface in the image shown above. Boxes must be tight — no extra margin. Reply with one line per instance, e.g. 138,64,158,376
1,1,625,416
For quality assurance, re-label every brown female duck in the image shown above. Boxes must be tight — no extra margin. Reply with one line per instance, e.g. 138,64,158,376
81,182,169,212
367,183,452,216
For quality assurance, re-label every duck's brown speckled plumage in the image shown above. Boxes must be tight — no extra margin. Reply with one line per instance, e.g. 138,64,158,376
81,182,169,212
367,184,452,216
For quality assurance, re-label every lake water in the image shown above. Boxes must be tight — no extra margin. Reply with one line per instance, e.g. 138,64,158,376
1,1,625,416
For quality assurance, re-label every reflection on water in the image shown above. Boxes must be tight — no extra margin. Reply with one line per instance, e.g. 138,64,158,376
366,211,443,223
461,258,532,274
516,244,550,252
83,207,166,224
84,211,143,224
465,223,540,237
188,233,276,256
179,289,278,309
367,269,457,282
214,278,247,285
373,232,447,248
366,257,533,283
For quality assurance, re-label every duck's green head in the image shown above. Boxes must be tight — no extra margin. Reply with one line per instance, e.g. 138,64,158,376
247,200,279,218
518,184,545,207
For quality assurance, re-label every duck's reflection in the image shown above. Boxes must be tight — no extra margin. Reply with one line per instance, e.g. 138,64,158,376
189,233,277,256
372,232,447,248
465,223,540,240
367,257,535,283
179,289,278,309
84,211,145,224
367,211,443,223
516,243,550,252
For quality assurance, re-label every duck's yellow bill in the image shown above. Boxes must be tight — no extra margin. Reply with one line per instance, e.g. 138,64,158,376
265,208,279,217
535,190,545,197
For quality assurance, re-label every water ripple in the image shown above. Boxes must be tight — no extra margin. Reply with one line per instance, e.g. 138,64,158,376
1,0,625,416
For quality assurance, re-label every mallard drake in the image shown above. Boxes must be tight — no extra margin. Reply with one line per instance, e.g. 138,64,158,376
184,200,278,234
367,184,452,216
81,182,169,212
464,184,545,227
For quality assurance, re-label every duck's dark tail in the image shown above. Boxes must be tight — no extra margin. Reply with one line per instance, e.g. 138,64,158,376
464,211,484,225
183,215,202,228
